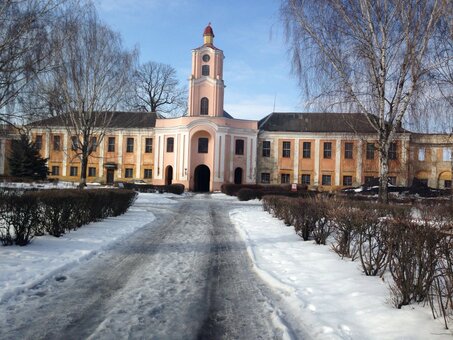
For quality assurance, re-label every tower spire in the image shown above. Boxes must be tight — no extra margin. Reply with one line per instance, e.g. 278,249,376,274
203,23,214,45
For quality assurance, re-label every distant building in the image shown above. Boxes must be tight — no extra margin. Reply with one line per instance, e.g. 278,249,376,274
5,24,451,191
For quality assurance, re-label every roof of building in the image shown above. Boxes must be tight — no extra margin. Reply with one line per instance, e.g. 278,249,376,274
258,112,406,134
223,110,234,119
29,111,158,129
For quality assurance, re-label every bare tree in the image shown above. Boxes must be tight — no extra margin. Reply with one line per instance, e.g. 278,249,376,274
40,2,135,187
0,0,64,126
127,61,187,117
281,0,450,203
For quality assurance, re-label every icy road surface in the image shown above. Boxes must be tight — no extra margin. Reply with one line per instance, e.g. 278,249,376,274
0,194,303,339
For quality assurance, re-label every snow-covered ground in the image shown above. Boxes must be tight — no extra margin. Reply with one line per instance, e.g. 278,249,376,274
230,205,453,340
0,193,166,303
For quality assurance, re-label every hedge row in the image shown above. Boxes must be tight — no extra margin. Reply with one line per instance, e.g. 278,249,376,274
0,189,137,246
262,196,453,328
120,183,185,195
221,183,310,200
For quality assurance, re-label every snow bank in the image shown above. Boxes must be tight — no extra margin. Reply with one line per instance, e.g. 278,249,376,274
0,193,158,302
230,206,452,340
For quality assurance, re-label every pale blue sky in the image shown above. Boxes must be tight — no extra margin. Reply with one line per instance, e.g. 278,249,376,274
95,0,304,120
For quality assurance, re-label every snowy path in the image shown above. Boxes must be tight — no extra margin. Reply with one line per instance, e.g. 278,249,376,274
0,194,301,339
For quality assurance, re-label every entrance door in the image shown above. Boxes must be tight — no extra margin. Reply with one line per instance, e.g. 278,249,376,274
106,169,114,185
165,166,173,185
234,167,243,185
194,165,210,192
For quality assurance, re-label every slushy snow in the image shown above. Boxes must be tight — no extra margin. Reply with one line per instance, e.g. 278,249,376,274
230,205,453,340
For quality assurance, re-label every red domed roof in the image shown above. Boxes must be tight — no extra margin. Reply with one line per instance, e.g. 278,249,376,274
203,23,214,37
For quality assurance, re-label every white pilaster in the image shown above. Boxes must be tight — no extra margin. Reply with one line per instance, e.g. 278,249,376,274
219,134,225,180
159,135,164,179
335,139,341,186
179,134,185,180
214,134,221,180
45,131,50,159
174,134,179,179
118,132,123,178
314,139,320,185
230,136,234,182
136,134,142,179
0,139,5,175
251,136,257,182
293,139,299,183
274,138,279,183
356,140,363,185
62,132,68,177
184,133,189,180
99,136,104,177
246,137,251,182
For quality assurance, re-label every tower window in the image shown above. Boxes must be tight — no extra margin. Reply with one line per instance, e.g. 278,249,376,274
262,141,270,157
200,97,209,115
198,137,208,153
167,137,174,153
235,139,244,155
202,65,210,76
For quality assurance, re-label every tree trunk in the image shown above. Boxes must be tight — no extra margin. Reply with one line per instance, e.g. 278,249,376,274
79,152,88,189
379,151,389,204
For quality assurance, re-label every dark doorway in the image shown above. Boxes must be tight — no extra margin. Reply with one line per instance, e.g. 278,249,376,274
106,169,114,185
165,166,173,185
194,165,210,192
234,167,243,184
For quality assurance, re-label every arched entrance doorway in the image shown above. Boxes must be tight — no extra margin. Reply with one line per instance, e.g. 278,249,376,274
165,166,173,185
194,165,210,192
234,167,243,184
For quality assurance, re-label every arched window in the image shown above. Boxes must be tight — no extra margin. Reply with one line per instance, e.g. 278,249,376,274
200,97,209,115
202,65,210,76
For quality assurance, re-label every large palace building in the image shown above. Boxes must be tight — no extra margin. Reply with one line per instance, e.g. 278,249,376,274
1,25,452,191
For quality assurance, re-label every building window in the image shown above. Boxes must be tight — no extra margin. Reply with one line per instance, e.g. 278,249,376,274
323,142,332,159
71,136,78,151
90,137,97,152
262,141,271,157
418,147,425,161
301,174,311,185
235,139,244,155
302,142,311,158
366,143,375,160
167,137,174,152
322,174,331,186
202,65,210,76
145,138,153,153
51,166,60,176
34,135,42,150
388,176,397,185
200,97,209,115
70,166,78,177
343,175,352,186
88,167,96,177
126,138,134,153
344,143,353,159
389,142,397,160
53,135,61,151
443,148,452,161
364,176,374,185
281,173,290,184
125,168,133,178
144,169,152,179
198,137,208,153
282,141,291,158
108,137,115,152
445,180,451,189
261,172,270,184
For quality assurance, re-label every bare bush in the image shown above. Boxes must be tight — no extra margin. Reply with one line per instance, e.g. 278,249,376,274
330,203,363,260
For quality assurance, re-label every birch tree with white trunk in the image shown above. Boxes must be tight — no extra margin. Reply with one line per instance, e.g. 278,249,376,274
281,0,450,202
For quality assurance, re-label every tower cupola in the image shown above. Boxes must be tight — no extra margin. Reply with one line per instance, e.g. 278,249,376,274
203,23,214,45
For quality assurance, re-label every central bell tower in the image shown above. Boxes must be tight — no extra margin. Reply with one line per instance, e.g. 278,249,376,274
188,24,225,117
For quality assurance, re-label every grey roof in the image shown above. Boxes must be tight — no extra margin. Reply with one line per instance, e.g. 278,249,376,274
259,112,405,134
223,110,234,119
29,111,157,128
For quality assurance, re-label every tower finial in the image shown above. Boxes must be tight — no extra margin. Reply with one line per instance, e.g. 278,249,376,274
203,23,214,45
